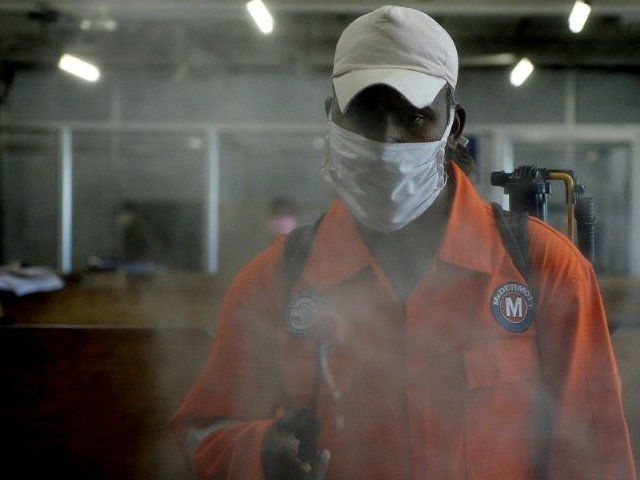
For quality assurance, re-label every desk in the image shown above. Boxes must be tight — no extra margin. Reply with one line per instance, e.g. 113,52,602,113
0,270,225,328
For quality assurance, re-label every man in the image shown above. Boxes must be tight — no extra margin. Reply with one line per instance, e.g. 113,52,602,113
171,6,636,479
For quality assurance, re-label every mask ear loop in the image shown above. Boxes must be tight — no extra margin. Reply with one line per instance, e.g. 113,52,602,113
439,107,458,186
444,102,468,148
447,135,469,148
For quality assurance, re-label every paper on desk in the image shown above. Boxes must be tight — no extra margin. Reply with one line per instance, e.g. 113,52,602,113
0,267,65,296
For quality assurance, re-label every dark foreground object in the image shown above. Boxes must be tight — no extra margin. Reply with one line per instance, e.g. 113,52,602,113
0,326,211,480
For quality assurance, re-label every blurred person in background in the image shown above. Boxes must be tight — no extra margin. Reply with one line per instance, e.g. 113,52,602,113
115,201,152,260
268,196,300,239
171,6,636,480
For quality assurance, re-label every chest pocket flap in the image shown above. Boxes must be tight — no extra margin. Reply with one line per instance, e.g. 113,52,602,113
463,336,540,389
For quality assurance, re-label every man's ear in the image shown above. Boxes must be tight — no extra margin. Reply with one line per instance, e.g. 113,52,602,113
450,104,466,143
324,96,333,117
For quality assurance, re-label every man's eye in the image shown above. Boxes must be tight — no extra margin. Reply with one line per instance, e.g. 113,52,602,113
401,113,426,125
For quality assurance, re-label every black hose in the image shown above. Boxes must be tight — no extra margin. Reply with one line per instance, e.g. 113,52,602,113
575,196,597,264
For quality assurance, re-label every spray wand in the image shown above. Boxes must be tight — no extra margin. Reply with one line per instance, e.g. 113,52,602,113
297,339,343,464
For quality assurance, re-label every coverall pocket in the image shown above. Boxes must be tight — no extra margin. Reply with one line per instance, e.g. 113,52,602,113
462,337,541,480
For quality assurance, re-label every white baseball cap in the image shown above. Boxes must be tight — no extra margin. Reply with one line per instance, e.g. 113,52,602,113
332,5,458,113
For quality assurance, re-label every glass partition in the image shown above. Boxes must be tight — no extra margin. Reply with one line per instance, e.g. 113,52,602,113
218,131,332,282
72,131,207,272
1,126,634,279
0,129,59,267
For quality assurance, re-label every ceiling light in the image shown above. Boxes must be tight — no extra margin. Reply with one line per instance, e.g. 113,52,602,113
101,19,118,32
568,0,592,33
246,0,274,34
58,54,101,82
79,18,118,32
510,57,534,87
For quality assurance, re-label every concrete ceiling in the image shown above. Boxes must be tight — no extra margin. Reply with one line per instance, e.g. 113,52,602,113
1,0,640,78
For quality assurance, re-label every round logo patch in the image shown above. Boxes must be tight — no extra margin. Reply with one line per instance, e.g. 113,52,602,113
284,291,318,337
491,282,534,333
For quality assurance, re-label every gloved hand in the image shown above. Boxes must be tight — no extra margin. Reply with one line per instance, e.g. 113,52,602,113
262,408,331,480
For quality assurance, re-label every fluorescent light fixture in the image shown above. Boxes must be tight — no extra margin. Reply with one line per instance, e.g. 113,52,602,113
102,19,118,32
568,0,592,33
79,18,118,32
58,54,101,82
510,57,534,87
246,0,274,34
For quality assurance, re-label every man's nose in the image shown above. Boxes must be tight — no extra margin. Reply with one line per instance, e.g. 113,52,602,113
367,114,403,143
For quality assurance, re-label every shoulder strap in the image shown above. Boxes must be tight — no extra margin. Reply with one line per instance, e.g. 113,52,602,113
282,214,325,301
491,202,531,281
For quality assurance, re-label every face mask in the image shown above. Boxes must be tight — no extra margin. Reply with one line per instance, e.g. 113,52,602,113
322,110,454,232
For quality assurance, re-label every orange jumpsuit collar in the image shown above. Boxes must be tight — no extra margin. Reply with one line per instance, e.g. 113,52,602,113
302,163,502,292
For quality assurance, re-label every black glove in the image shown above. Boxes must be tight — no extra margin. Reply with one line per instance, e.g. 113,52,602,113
262,408,331,480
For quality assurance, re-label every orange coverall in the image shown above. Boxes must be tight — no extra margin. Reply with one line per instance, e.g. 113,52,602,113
171,163,636,479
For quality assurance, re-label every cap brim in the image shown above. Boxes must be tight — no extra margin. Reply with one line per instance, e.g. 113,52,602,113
332,68,447,113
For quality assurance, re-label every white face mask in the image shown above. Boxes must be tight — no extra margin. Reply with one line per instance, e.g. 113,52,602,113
322,110,455,232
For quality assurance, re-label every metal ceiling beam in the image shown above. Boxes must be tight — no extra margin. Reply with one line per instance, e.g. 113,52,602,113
3,0,640,71
2,1,640,19
6,50,640,69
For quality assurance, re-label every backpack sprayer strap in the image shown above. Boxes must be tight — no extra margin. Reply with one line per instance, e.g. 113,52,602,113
282,215,325,303
280,214,326,462
491,202,531,282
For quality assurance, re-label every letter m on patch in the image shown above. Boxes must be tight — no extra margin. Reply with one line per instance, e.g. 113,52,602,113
505,296,523,318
